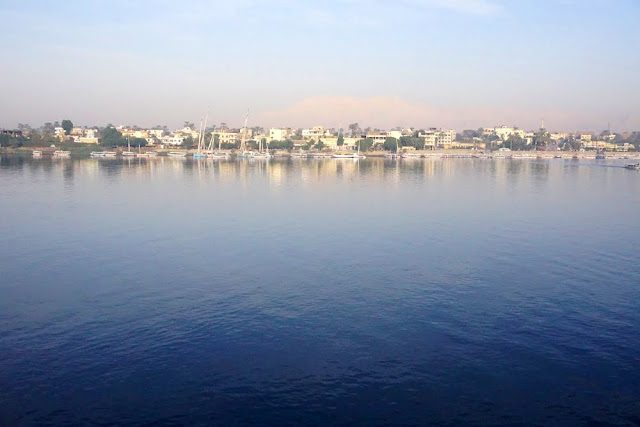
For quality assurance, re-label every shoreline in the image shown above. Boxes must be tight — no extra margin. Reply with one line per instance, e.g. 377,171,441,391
2,146,639,161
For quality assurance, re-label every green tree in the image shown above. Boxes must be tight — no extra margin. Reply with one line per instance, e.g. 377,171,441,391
61,120,73,135
100,126,125,147
348,123,360,137
316,140,325,150
337,133,344,146
131,137,147,147
358,138,374,152
383,137,398,152
505,135,526,151
182,137,195,149
534,129,550,150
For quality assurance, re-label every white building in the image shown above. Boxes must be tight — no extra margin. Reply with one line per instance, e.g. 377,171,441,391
365,131,387,144
483,126,525,141
214,131,240,144
158,136,184,146
420,128,456,147
388,130,403,140
269,127,292,141
302,126,329,139
550,132,568,141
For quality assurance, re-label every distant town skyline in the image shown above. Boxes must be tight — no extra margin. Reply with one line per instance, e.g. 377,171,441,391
1,0,639,131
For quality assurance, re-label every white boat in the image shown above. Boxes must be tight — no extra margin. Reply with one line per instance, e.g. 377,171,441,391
138,150,158,157
53,150,70,157
401,152,421,159
206,124,229,158
103,151,117,157
625,163,640,170
168,151,187,157
333,139,365,159
90,151,105,157
252,139,272,158
32,150,42,157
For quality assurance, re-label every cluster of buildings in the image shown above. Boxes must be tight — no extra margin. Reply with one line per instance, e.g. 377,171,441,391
481,126,632,151
6,123,635,152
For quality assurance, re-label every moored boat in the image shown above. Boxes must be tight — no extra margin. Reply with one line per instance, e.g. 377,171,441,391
625,163,640,170
32,150,42,157
168,151,187,157
90,151,105,157
53,150,70,157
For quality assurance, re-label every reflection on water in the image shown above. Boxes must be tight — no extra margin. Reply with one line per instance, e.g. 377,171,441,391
6,155,629,185
1,155,639,425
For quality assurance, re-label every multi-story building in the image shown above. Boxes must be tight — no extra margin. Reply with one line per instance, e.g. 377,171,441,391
483,126,525,141
75,128,100,144
302,126,329,139
365,131,387,145
158,136,184,146
214,131,240,145
420,128,456,147
578,133,593,142
269,127,293,141
388,130,403,140
121,129,150,139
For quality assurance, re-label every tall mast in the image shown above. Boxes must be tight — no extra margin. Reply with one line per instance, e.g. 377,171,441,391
208,126,215,151
240,109,249,152
201,113,209,152
197,118,204,152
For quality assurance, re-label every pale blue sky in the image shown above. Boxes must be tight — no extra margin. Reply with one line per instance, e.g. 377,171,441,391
1,0,639,131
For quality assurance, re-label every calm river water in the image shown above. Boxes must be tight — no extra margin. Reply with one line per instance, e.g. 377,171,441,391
1,156,639,424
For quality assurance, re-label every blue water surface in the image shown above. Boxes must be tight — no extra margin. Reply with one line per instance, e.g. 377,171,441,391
1,156,639,425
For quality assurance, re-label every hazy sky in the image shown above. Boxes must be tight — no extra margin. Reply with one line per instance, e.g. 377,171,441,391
1,0,639,131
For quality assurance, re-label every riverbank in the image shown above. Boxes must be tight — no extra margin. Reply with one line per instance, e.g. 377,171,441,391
3,146,639,160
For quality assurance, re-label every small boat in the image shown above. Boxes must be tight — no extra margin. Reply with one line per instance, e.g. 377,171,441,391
401,153,421,159
90,151,105,157
53,150,70,157
103,151,117,157
138,151,158,157
168,151,187,157
251,152,272,159
291,152,308,158
333,140,365,159
625,163,640,170
207,152,229,159
192,152,208,159
252,139,272,158
32,150,42,157
595,153,606,160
